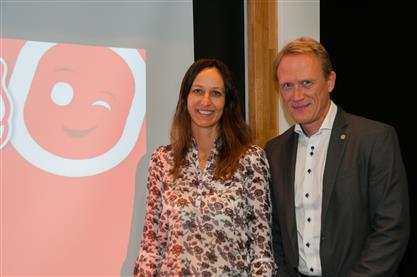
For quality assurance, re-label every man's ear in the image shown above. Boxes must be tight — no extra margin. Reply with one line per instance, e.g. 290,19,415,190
327,71,336,93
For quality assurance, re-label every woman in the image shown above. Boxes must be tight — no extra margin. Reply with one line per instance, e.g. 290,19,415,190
134,59,276,276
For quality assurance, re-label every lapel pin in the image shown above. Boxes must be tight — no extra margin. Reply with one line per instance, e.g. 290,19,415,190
340,133,346,140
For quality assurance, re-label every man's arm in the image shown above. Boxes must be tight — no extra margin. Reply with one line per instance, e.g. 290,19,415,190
270,195,291,277
349,126,410,277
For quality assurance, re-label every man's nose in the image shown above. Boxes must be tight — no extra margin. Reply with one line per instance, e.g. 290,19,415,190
293,85,304,100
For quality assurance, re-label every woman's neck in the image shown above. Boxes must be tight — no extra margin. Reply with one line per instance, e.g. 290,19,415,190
192,128,218,172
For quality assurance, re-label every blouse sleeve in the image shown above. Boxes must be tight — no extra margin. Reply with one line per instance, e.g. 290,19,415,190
245,146,278,276
134,148,166,277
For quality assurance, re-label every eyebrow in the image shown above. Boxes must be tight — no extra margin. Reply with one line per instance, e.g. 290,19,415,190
192,84,224,90
99,90,116,101
212,87,225,91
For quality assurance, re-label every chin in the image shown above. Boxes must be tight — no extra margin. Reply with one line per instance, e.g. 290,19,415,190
290,113,304,122
193,121,217,129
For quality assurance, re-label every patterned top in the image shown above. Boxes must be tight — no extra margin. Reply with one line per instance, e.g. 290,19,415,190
134,141,277,277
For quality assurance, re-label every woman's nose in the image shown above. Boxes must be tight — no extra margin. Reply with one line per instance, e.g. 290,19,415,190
200,91,212,105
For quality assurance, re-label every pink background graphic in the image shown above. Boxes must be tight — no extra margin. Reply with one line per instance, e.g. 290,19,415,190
0,38,146,276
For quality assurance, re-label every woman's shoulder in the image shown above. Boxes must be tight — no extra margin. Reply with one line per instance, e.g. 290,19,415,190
240,144,268,166
152,144,171,154
244,144,267,158
239,145,270,177
150,144,173,161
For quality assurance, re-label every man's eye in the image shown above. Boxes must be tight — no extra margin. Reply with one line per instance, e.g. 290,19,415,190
301,80,313,88
280,83,293,91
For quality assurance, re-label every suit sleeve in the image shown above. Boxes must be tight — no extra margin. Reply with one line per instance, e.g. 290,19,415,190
264,141,291,277
134,149,166,277
270,192,291,277
349,126,410,277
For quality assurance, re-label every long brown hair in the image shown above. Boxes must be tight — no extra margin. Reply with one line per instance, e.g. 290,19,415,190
170,59,251,180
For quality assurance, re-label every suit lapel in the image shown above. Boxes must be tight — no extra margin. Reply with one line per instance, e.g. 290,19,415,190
285,131,299,256
322,109,349,221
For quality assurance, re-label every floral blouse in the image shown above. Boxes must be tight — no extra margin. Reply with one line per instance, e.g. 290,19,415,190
134,141,276,277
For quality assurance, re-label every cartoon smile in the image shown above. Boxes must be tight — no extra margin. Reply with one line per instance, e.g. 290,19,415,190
63,125,97,138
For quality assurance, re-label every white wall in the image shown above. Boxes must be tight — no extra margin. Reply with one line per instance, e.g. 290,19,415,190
277,0,320,134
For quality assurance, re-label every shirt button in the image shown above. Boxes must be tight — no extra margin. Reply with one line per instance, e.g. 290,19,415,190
310,151,314,156
307,217,311,222
307,169,312,174
305,193,309,198
306,242,310,247
310,267,314,272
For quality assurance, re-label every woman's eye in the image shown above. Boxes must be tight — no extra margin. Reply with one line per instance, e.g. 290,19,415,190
211,90,223,97
192,88,203,95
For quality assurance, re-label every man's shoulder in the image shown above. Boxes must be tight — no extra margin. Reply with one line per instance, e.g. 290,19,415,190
341,111,395,135
265,127,295,151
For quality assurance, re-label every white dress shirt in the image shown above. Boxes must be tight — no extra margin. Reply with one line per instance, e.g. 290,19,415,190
294,101,337,276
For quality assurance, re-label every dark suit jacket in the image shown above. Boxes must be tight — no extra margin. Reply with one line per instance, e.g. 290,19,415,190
265,108,409,277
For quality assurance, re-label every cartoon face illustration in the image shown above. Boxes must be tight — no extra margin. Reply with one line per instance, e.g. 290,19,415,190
1,39,148,276
5,41,146,177
24,44,135,159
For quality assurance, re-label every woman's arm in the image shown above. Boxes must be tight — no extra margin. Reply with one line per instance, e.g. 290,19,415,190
134,148,166,277
245,146,278,276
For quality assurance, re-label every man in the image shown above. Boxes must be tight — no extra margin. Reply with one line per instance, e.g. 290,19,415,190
265,37,409,277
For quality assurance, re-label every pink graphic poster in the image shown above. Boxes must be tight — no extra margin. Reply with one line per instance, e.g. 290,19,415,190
0,38,146,276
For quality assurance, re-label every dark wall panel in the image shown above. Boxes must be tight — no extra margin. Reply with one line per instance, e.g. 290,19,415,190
321,2,416,275
193,0,245,117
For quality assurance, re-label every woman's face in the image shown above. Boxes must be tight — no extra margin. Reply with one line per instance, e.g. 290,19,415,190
187,67,225,134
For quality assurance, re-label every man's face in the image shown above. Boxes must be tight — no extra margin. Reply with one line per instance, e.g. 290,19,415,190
277,53,335,135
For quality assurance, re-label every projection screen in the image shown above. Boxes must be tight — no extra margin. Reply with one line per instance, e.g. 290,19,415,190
0,1,194,276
